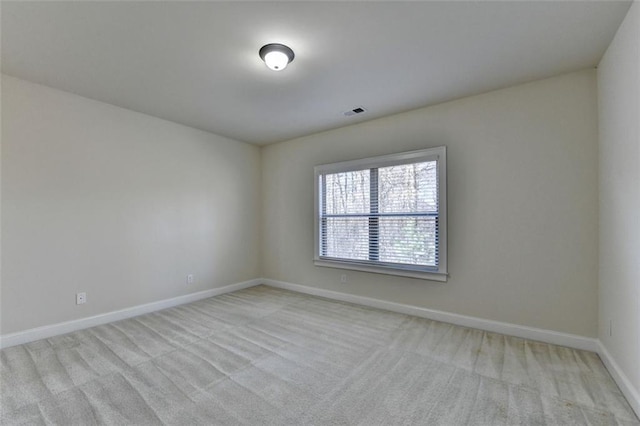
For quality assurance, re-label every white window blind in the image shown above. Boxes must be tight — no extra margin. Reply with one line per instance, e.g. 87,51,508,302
314,147,447,281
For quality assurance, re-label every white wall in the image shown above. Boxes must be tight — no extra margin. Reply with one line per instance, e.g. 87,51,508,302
597,0,640,407
1,75,261,334
262,69,599,337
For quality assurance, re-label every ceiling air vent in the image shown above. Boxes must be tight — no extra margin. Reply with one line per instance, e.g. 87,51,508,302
344,106,367,117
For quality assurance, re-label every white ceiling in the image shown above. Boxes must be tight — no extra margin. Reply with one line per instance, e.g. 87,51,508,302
1,1,631,145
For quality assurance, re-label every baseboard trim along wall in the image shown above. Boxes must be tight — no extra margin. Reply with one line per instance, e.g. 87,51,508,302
597,341,640,418
0,278,262,349
262,279,598,351
2,277,637,419
1,277,599,352
263,279,640,418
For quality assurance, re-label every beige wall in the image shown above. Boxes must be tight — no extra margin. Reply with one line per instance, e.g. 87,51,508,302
2,68,602,339
1,75,261,334
598,1,640,401
262,69,599,337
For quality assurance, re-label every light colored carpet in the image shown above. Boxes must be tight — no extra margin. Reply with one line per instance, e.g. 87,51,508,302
1,285,638,425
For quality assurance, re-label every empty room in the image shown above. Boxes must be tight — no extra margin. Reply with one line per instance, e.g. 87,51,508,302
1,1,639,425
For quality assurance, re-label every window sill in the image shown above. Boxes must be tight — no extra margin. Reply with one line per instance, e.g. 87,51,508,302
314,259,448,282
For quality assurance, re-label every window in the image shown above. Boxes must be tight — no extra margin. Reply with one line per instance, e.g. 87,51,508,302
314,147,447,281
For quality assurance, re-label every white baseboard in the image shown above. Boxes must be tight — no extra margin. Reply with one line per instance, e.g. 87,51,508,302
0,279,262,349
262,279,599,352
262,279,640,416
597,341,640,418
2,277,637,418
0,277,599,353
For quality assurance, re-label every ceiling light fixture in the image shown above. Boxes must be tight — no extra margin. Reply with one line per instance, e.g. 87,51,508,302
259,43,294,71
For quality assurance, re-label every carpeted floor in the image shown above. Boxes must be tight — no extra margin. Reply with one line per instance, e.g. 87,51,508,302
1,285,638,425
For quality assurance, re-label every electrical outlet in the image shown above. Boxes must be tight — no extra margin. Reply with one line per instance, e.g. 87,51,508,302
76,292,87,305
187,274,195,285
340,274,348,284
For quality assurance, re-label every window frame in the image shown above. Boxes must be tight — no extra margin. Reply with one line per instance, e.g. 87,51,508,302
314,146,447,282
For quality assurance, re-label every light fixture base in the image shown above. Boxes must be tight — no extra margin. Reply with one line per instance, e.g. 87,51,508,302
259,43,295,71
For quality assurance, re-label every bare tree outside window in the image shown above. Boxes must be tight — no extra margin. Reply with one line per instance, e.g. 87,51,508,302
378,162,438,267
320,160,439,268
322,169,370,260
315,147,447,279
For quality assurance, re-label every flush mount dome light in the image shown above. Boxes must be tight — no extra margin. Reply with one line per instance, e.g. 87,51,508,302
259,43,294,71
